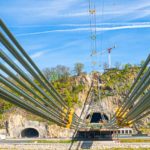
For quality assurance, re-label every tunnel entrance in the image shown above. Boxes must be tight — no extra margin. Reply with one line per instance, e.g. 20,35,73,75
21,128,39,138
87,112,109,123
76,113,111,140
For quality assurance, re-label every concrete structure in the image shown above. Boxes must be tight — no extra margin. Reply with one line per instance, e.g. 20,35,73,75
117,128,134,135
8,120,48,138
0,129,6,139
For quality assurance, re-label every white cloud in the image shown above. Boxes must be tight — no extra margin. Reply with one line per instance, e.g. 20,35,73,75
31,51,47,59
16,22,150,36
97,24,150,31
1,0,150,24
60,11,88,17
0,0,80,23
9,22,150,28
60,0,150,20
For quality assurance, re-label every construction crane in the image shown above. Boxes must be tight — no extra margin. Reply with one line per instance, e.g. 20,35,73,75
91,45,116,69
107,45,116,68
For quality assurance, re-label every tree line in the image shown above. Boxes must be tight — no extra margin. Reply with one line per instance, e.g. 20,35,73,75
43,60,145,81
42,63,84,81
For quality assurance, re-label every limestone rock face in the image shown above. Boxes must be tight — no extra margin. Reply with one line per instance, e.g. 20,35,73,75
74,74,119,119
48,124,74,138
0,129,6,135
4,108,74,138
8,114,74,138
6,109,48,138
8,113,26,138
1,73,149,138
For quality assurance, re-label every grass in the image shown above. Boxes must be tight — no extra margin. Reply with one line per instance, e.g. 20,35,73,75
30,139,150,143
27,139,76,143
120,139,150,143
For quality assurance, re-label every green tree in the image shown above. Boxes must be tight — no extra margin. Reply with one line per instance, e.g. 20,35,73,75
43,65,70,81
74,63,84,76
124,63,132,70
55,65,70,80
140,60,145,67
42,68,52,81
103,62,109,70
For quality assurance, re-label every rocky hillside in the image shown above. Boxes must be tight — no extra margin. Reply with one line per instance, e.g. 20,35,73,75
0,66,149,133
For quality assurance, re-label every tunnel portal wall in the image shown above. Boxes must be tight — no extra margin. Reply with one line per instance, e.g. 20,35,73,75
8,120,48,138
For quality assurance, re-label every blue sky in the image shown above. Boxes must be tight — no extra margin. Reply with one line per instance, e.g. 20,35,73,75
0,0,150,72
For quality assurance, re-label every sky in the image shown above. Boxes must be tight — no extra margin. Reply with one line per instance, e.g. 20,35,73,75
0,0,150,72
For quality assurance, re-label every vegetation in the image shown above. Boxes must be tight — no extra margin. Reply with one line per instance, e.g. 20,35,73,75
103,62,109,70
0,62,148,128
52,77,84,107
74,63,84,76
42,65,70,81
100,65,140,98
120,139,150,143
0,63,143,110
0,99,13,128
29,139,75,143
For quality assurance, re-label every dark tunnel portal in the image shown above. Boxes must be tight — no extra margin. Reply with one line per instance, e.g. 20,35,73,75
90,112,109,123
21,128,39,138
